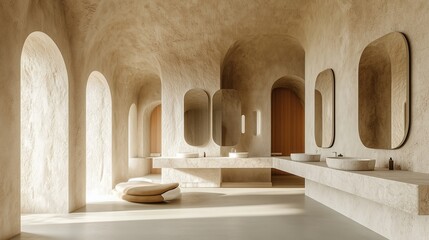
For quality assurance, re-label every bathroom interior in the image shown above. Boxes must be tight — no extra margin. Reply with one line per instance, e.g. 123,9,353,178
1,1,429,239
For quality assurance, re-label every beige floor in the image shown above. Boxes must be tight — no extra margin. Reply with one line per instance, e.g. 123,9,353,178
12,175,386,240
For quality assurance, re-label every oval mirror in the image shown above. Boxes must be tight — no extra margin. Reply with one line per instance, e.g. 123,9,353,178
358,32,409,149
212,89,241,146
315,69,335,148
184,89,209,146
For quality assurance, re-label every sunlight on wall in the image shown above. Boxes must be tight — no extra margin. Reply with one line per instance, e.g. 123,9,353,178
86,71,112,201
128,104,138,158
21,31,69,213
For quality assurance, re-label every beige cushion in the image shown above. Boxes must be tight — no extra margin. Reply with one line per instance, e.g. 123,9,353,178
116,181,179,196
115,181,181,203
122,187,181,203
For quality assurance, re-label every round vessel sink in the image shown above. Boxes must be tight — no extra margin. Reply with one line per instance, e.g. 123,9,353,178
326,157,376,171
229,152,249,158
176,152,199,158
290,153,321,162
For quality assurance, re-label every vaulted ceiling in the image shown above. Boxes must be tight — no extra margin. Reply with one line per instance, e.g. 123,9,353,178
61,0,312,86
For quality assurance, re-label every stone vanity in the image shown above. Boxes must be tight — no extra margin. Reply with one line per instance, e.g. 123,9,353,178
154,156,429,238
154,156,273,187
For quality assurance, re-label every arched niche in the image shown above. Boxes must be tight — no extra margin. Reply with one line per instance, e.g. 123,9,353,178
150,104,162,155
184,89,210,146
271,76,305,157
128,104,138,157
86,71,112,201
358,32,410,149
212,89,241,146
314,69,335,148
21,31,69,213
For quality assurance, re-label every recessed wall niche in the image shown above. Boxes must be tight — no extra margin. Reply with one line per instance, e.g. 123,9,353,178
184,89,209,146
358,32,410,149
212,89,241,146
314,69,335,148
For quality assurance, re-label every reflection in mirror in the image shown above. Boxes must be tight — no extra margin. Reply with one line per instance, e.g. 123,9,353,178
358,32,409,149
314,69,335,148
184,89,209,146
212,89,241,146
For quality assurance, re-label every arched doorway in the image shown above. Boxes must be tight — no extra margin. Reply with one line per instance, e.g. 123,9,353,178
21,32,69,213
271,76,305,175
86,71,112,201
128,103,138,158
150,104,161,174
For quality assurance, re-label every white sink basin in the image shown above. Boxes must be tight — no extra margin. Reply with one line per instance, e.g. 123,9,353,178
290,153,321,162
176,152,199,158
229,152,249,158
326,157,376,171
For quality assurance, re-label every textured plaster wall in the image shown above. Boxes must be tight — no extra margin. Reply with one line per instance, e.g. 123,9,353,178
303,0,429,173
3,0,429,238
137,77,161,158
221,35,305,156
21,32,69,213
0,1,75,238
128,103,138,157
86,71,112,198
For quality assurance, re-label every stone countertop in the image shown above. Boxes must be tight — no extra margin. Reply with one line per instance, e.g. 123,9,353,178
153,156,273,168
153,156,429,215
273,157,429,215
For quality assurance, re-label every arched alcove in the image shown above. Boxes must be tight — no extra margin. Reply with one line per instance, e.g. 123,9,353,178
86,71,112,201
271,76,305,157
150,104,162,155
220,35,305,157
128,104,138,158
21,31,69,213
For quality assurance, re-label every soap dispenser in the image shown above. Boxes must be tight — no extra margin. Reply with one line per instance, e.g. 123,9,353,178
388,157,394,170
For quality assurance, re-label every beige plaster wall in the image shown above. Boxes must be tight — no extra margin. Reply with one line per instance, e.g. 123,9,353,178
0,1,76,238
3,0,429,238
21,32,69,214
221,35,305,156
86,71,112,198
303,0,429,173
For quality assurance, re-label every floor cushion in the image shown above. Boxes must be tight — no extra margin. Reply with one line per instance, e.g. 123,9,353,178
115,181,180,203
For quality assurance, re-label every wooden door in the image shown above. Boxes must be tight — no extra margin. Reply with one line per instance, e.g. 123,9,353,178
271,88,304,174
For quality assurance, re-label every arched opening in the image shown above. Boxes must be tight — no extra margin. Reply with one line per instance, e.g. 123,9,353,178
21,31,69,213
128,104,138,158
271,76,305,175
150,104,162,174
86,71,112,201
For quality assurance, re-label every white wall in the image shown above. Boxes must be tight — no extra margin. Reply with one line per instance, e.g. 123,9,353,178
21,32,69,213
86,71,113,198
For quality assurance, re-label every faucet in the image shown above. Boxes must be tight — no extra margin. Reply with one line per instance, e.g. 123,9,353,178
231,148,236,153
332,151,337,157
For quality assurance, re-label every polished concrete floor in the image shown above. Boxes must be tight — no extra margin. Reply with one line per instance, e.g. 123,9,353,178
13,175,386,240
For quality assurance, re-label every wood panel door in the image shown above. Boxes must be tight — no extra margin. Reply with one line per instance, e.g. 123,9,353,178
271,88,305,157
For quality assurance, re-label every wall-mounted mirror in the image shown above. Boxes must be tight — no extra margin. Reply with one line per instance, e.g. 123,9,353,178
358,32,409,149
184,89,209,146
315,69,335,148
212,89,241,146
